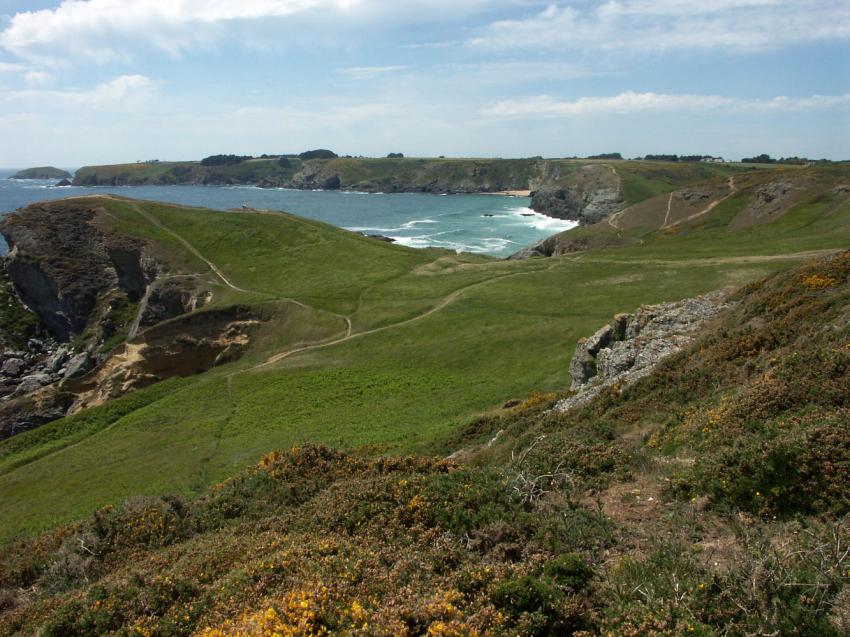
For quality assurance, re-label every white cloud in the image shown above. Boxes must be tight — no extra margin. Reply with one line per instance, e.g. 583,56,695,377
480,91,850,118
337,65,408,80
0,0,508,63
0,60,24,72
3,74,158,111
469,1,850,53
24,70,52,86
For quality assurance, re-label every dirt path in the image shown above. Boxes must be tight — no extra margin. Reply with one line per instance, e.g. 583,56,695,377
126,201,253,294
607,208,624,229
246,265,547,372
574,248,836,267
604,165,625,229
661,192,674,228
667,176,738,229
123,200,353,338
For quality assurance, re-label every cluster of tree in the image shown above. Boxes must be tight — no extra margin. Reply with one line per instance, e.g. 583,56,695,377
587,153,622,160
200,154,251,166
642,154,713,162
387,152,404,158
741,154,832,165
742,154,776,164
298,149,338,160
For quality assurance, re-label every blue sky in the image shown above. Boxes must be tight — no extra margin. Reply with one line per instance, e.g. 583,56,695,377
0,0,848,166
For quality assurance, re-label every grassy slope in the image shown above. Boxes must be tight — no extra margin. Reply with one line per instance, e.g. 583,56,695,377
1,165,848,542
1,251,847,637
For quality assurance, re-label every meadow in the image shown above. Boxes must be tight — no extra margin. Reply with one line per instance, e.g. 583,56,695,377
0,164,848,543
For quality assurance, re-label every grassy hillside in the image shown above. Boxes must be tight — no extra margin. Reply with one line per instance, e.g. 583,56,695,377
1,250,848,636
0,165,848,544
535,164,850,257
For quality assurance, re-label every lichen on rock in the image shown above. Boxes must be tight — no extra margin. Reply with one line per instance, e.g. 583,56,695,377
556,290,732,412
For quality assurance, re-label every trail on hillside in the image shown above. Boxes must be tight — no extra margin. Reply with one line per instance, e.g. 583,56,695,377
572,248,836,267
126,201,253,294
667,176,738,229
661,193,674,228
245,265,549,372
122,199,353,337
117,198,548,377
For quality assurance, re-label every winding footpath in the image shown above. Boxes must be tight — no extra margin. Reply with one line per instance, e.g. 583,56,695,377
117,197,540,376
246,266,544,372
124,199,353,338
666,176,738,229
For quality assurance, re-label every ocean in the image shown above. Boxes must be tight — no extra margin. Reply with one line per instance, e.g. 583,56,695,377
0,170,576,258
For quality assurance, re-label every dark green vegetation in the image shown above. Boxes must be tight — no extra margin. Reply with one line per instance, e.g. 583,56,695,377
10,167,71,180
200,155,252,167
2,250,849,636
1,163,849,635
299,149,338,160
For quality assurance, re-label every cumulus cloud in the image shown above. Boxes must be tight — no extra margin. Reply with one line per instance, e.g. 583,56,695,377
480,91,850,118
0,0,506,63
469,0,850,53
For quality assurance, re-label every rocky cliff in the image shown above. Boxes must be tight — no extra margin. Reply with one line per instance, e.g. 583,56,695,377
0,200,161,341
72,158,627,210
529,164,623,224
0,199,239,438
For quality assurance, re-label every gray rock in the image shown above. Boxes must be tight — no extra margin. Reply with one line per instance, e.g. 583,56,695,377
1,357,26,377
585,324,613,355
46,346,70,373
568,347,597,389
64,352,94,379
556,290,731,412
14,372,52,396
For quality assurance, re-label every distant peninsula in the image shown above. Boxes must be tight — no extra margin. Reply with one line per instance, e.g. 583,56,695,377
11,166,72,180
72,154,754,224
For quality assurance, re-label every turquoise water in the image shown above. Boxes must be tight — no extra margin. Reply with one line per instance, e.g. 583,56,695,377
0,170,575,257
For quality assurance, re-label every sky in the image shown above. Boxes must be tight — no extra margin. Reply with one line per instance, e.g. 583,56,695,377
0,0,848,167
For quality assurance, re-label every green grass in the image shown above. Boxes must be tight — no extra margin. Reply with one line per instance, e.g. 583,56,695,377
1,165,848,542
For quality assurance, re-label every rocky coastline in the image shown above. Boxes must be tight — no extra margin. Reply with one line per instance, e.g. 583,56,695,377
72,158,628,223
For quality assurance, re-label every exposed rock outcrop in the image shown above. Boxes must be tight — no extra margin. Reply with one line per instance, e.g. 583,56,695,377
506,234,560,260
529,164,623,224
0,200,215,436
555,290,732,412
0,201,159,341
68,307,260,412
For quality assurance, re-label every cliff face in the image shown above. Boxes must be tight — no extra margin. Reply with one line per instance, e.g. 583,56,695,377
0,201,159,342
556,290,731,412
0,199,227,438
77,159,555,191
529,164,623,224
73,158,544,194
